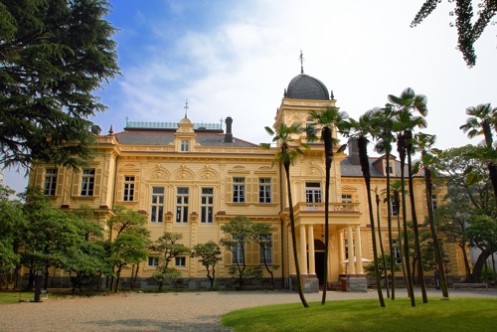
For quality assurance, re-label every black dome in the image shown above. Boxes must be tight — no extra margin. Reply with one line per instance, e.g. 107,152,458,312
286,74,329,100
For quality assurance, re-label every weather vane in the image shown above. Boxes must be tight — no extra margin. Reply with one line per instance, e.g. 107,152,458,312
299,49,304,74
184,99,189,118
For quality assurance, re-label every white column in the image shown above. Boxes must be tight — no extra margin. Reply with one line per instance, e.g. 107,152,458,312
355,225,364,274
288,228,296,275
347,225,356,274
339,230,346,274
307,225,315,275
299,225,308,275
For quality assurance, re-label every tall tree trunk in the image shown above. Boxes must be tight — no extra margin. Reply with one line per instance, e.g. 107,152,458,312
322,126,332,304
458,243,471,281
395,190,409,292
423,160,449,298
284,160,309,308
406,131,428,303
376,192,390,298
358,136,385,307
398,134,415,306
386,153,396,299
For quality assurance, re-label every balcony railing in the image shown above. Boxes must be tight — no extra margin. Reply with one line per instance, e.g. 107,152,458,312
294,202,360,213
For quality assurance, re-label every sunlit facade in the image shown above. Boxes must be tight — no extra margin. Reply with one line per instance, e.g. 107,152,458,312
29,71,466,291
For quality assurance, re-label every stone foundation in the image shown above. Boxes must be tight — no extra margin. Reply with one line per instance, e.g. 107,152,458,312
289,274,319,293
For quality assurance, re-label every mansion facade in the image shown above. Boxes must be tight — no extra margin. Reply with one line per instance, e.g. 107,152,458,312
29,71,466,291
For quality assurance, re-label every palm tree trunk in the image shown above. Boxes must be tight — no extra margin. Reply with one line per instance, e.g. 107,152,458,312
358,136,385,307
406,132,428,303
398,134,415,306
376,192,390,298
386,153,396,300
423,158,449,298
322,126,332,304
284,161,309,308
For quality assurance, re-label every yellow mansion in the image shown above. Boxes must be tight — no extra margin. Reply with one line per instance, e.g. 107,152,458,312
29,71,466,291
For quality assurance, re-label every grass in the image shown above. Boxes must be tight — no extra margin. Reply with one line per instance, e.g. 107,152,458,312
221,298,497,332
0,291,36,304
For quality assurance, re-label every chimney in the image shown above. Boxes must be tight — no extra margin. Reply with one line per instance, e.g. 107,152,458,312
225,117,233,143
347,138,360,165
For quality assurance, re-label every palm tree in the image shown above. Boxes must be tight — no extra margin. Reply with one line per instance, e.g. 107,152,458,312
262,122,309,308
307,106,348,304
414,132,449,298
389,87,429,305
371,105,397,299
348,111,385,308
460,103,497,211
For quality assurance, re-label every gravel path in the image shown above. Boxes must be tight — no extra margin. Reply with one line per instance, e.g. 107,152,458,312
1,288,496,331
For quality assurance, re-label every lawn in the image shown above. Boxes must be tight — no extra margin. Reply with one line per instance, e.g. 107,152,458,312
221,298,497,332
0,291,35,304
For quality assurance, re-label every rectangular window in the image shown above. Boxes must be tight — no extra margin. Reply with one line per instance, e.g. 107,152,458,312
431,194,438,210
341,194,353,210
201,188,214,223
175,256,186,267
176,187,189,223
259,234,273,265
390,198,399,216
306,182,321,203
233,177,245,203
259,178,271,203
385,165,393,174
392,240,402,264
44,168,57,196
123,176,135,201
81,168,95,196
148,256,159,267
180,140,189,152
151,187,164,223
232,237,244,264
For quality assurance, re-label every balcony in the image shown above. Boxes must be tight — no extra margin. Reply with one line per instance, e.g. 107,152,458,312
294,202,360,213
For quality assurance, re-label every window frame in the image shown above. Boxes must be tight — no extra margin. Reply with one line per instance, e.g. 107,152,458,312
259,178,271,204
148,256,159,268
258,234,273,265
175,256,186,267
123,176,135,202
176,187,189,223
180,140,189,152
231,236,245,265
151,187,165,223
80,168,95,196
44,168,57,196
232,177,245,203
201,187,214,223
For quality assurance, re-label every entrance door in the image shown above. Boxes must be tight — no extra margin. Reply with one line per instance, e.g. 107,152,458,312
315,252,325,286
313,239,326,286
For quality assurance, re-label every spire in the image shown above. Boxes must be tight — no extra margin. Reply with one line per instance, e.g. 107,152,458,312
184,99,189,118
299,49,304,74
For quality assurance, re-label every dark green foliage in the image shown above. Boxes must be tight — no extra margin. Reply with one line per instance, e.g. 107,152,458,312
191,241,221,290
0,0,119,169
411,0,497,66
107,205,150,292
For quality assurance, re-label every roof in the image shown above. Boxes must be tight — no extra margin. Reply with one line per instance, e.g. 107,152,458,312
114,129,258,148
285,73,330,100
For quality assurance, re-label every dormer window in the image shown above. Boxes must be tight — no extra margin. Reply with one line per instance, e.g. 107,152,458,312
181,140,189,152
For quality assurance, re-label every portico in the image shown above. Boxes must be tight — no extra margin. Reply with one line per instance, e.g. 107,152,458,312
284,202,369,292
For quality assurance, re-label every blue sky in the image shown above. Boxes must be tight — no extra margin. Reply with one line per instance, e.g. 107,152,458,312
3,0,497,193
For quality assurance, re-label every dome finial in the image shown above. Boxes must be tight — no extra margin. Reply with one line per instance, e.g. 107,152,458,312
184,99,189,118
299,49,304,74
